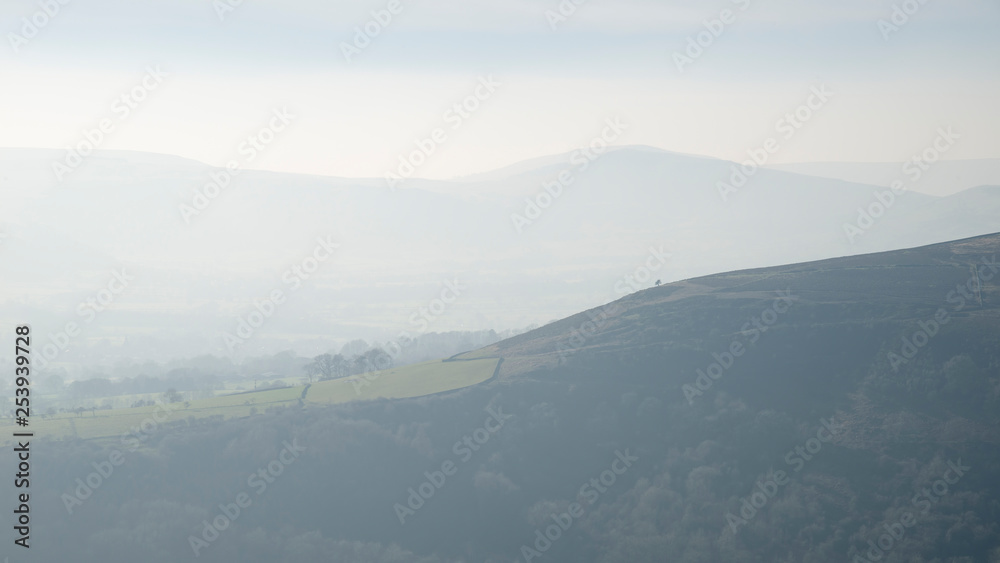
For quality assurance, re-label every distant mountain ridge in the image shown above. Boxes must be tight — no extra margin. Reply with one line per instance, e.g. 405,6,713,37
766,158,1000,197
2,146,999,364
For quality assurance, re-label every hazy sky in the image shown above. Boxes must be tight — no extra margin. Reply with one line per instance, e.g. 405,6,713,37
1,0,998,179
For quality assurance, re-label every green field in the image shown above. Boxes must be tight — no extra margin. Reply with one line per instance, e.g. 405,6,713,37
1,357,499,443
450,348,500,361
307,358,499,404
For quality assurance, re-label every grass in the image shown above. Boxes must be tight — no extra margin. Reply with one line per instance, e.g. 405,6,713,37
0,357,499,443
307,358,499,404
450,348,500,361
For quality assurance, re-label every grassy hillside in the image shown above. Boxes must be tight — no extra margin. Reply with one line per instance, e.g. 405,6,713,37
306,357,499,404
478,232,1000,390
437,232,1000,560
17,235,1000,562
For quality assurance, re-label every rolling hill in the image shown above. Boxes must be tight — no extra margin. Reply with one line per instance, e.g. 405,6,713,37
19,233,1000,562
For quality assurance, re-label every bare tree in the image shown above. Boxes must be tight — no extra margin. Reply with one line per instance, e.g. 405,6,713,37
163,388,183,404
305,354,349,382
363,347,393,372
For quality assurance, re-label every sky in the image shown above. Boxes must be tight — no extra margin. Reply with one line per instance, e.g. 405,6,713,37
1,0,998,179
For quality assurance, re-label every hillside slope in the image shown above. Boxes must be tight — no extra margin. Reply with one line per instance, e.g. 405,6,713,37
22,234,1000,562
449,232,1000,560
483,232,1000,393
